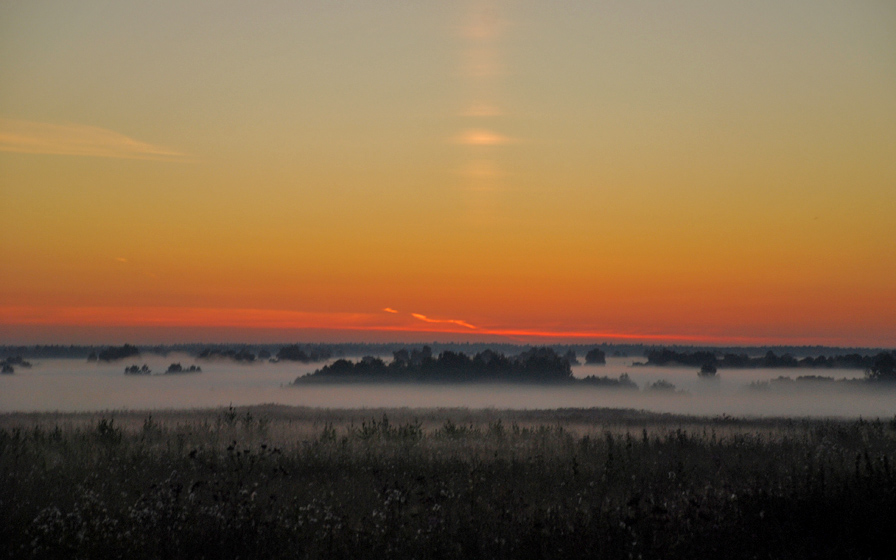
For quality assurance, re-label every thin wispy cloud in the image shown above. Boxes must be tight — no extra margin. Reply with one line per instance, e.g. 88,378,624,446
383,308,399,314
0,118,190,161
411,313,478,330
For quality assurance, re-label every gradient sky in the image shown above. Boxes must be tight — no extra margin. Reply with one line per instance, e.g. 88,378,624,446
1,0,894,346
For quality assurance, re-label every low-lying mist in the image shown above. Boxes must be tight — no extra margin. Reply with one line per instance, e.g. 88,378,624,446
1,355,891,418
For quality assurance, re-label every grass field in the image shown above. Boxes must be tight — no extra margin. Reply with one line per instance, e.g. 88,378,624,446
3,405,896,559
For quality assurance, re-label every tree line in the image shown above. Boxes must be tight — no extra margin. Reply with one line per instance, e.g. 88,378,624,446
643,348,886,370
295,347,630,386
299,347,574,383
641,348,896,382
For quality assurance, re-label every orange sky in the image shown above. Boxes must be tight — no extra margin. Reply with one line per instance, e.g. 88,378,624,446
1,1,894,347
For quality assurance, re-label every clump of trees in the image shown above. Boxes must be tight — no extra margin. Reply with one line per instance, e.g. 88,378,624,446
391,346,433,367
296,347,574,384
98,344,140,362
698,363,718,379
866,352,896,382
645,348,878,370
124,364,151,375
1,356,31,374
585,348,606,365
165,363,201,374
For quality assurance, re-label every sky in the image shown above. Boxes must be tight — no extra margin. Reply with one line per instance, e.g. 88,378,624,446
1,0,894,347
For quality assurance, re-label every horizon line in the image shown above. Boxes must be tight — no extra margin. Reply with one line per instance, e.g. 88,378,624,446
2,305,892,348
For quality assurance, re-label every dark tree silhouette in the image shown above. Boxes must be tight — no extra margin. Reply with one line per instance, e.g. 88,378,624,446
585,348,606,365
866,352,896,381
277,345,311,362
564,349,580,365
99,344,140,361
392,349,410,367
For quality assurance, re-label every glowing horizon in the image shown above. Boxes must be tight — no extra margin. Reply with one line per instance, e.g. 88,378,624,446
1,304,891,348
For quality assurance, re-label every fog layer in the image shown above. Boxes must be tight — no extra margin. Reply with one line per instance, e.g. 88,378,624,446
0,355,889,418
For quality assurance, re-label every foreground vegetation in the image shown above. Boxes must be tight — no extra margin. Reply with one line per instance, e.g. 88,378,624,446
3,406,896,559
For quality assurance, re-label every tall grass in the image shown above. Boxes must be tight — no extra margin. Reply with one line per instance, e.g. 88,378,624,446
2,406,896,559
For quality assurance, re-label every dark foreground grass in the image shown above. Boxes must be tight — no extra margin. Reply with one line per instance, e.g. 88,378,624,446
2,406,896,559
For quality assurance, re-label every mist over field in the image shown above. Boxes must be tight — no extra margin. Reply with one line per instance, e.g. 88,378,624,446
2,354,892,418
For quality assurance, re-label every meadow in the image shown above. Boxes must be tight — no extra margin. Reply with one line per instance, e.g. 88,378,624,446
3,405,896,559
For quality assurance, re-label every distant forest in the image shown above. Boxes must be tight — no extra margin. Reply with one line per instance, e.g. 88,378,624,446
294,347,635,387
2,342,892,362
641,348,884,370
